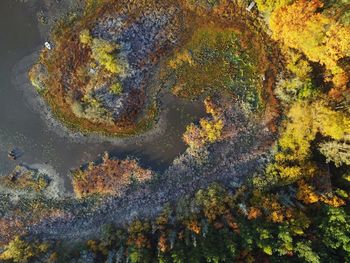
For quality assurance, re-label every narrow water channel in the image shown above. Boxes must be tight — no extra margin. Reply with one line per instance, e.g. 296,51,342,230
0,0,204,189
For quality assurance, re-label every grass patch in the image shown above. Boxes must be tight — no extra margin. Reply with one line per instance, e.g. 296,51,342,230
167,26,264,110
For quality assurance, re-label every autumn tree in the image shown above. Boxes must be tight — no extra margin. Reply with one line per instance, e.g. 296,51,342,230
127,220,153,263
275,78,315,104
72,154,153,198
183,97,225,154
270,0,350,90
285,49,313,80
275,48,317,103
79,29,127,75
271,99,350,182
277,101,316,163
256,0,293,13
0,236,48,263
313,101,350,140
319,140,350,167
195,184,233,222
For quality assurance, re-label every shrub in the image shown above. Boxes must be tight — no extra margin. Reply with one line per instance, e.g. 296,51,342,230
110,82,123,95
79,29,92,45
72,154,153,198
91,39,124,74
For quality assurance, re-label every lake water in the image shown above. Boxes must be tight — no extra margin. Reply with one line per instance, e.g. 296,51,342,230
0,0,204,189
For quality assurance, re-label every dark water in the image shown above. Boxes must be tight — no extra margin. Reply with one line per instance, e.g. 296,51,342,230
0,0,204,187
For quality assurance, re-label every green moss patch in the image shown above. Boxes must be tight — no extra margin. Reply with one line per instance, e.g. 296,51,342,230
167,26,263,110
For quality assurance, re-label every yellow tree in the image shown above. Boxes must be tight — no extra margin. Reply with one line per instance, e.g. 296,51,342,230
313,101,350,140
0,236,48,263
256,0,293,13
277,101,317,163
273,100,350,182
270,0,350,89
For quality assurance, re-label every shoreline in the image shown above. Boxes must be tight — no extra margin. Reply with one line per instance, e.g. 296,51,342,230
10,49,178,147
11,0,202,148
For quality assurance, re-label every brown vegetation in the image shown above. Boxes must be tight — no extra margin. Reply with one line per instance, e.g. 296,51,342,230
72,153,153,197
29,0,282,137
166,0,282,132
29,0,183,136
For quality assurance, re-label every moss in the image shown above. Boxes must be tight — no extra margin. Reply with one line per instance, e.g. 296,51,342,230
167,26,263,110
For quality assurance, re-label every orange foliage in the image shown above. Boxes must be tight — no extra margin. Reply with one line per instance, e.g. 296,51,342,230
296,180,320,204
224,213,240,233
270,211,285,223
247,207,262,220
186,219,201,234
132,235,150,249
127,220,152,249
297,180,345,207
73,153,153,197
331,72,349,93
322,195,346,208
158,234,169,253
270,0,327,53
251,190,292,223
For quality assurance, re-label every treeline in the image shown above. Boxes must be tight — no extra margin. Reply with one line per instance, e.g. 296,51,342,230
5,181,348,262
81,181,350,262
252,0,350,210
